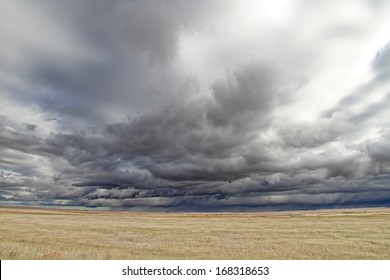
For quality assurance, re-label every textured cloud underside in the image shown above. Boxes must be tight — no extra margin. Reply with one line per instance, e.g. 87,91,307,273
1,0,390,210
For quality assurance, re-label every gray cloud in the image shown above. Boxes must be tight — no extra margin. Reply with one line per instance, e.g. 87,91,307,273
206,64,293,129
277,113,354,148
324,41,390,120
1,0,390,211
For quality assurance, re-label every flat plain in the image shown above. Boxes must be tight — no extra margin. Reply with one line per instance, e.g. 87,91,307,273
0,207,389,259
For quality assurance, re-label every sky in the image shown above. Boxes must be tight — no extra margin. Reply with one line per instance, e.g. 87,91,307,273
1,0,390,211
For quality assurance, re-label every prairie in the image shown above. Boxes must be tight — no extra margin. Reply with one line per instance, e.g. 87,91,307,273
0,207,389,259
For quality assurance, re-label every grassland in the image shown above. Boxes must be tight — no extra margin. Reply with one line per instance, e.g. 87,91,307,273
0,207,389,259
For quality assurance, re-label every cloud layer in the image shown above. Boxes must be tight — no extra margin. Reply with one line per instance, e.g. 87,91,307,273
1,0,390,211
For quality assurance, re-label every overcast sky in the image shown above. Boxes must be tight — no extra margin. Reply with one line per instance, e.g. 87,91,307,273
1,0,390,211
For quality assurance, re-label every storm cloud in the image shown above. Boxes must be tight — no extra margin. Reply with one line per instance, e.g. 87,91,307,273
1,0,390,211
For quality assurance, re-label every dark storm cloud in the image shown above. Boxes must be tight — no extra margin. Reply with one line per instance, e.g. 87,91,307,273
1,0,390,210
366,131,390,175
206,64,293,129
100,62,301,185
0,116,41,152
0,0,213,125
276,113,353,148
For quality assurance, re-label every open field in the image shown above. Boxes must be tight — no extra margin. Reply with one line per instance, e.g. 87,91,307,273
0,207,389,259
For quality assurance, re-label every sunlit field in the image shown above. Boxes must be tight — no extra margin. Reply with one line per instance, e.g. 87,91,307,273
0,207,389,259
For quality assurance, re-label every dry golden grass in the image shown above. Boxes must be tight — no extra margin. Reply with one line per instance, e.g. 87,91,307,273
0,207,389,259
